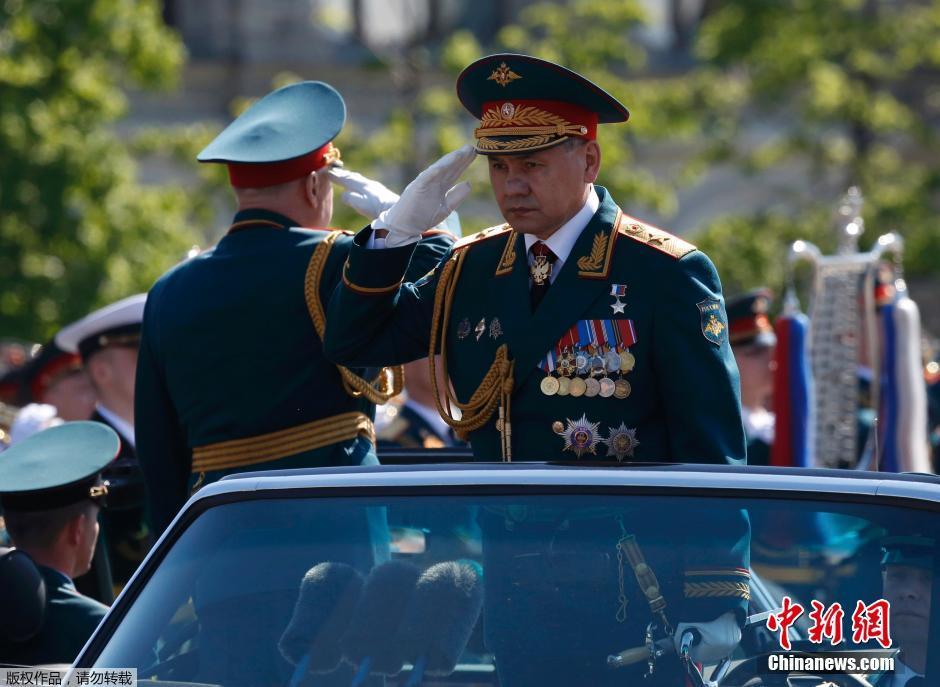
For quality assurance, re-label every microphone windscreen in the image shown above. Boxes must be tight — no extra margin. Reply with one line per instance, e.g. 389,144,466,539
278,561,364,671
341,559,421,674
397,560,484,675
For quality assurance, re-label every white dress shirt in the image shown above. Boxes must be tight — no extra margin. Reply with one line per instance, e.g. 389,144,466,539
95,403,135,448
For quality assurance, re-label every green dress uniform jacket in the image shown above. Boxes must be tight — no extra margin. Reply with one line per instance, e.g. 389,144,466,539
0,566,107,666
136,209,454,533
325,187,746,465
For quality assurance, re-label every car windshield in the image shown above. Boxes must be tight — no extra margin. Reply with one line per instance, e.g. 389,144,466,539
87,488,939,686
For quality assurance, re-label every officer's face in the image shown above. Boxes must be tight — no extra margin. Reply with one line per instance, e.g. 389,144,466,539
42,370,97,422
883,564,932,646
732,343,775,406
487,140,601,239
90,345,138,406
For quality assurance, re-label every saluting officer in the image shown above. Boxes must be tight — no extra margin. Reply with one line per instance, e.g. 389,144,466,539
135,81,454,534
324,54,749,685
325,53,746,465
0,422,117,665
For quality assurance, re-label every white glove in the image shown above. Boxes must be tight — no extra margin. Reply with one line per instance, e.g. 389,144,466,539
326,168,400,221
375,145,475,248
10,403,63,445
673,611,741,664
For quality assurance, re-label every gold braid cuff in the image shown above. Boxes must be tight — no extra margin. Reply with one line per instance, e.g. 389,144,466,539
428,250,515,460
684,581,751,600
191,411,375,473
304,232,404,404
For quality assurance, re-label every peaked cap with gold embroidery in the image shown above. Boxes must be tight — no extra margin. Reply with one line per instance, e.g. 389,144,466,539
457,53,629,155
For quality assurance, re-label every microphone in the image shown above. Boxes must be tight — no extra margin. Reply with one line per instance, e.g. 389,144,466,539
396,560,484,686
278,562,365,687
341,560,422,686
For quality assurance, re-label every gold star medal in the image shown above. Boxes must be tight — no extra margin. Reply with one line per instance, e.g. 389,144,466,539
554,414,601,458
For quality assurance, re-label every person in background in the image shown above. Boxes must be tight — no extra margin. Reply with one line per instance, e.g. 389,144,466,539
57,294,149,595
17,341,96,422
875,535,933,686
0,422,118,665
726,289,777,466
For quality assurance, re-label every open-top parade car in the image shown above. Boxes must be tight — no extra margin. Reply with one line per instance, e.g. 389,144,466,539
64,461,939,686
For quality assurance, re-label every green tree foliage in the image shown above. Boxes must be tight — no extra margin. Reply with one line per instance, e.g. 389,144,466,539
688,0,940,295
0,0,215,341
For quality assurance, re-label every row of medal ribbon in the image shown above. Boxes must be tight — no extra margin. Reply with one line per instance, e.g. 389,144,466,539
539,319,638,399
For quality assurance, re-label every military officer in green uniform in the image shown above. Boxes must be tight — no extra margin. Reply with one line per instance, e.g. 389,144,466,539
727,289,777,466
135,80,454,534
324,54,749,685
325,54,745,466
0,422,117,665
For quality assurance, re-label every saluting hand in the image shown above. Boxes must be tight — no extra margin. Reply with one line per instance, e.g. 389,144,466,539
375,145,475,248
326,168,400,221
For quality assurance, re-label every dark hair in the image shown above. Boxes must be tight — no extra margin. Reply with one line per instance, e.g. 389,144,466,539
4,501,97,550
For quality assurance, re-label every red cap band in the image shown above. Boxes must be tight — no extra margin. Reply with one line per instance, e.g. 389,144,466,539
31,352,82,400
729,314,773,343
226,142,340,188
479,99,599,140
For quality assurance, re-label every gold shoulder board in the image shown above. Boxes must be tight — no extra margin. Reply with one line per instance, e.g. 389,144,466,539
617,214,696,260
453,223,512,251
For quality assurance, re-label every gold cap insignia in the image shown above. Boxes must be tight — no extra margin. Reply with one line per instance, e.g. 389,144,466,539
488,62,522,87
